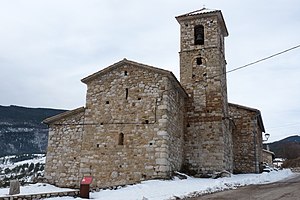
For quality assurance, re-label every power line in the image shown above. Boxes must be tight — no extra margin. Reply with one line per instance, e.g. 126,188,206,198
226,44,300,74
201,44,300,81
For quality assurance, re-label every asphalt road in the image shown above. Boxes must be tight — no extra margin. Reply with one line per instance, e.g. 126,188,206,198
188,173,300,200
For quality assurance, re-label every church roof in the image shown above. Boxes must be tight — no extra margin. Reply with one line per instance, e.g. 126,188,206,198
229,103,265,132
176,8,229,37
43,106,85,125
81,58,188,97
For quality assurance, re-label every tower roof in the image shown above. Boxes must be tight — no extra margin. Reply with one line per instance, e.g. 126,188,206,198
177,8,219,16
176,8,229,37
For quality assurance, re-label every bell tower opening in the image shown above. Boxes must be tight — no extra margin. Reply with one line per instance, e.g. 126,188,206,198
194,25,204,45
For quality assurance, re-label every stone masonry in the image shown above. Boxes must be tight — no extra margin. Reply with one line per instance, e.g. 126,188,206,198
44,60,187,188
44,107,85,188
43,8,265,189
229,103,264,173
176,9,233,174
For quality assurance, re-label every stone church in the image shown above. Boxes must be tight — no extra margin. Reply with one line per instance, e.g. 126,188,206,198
43,8,265,189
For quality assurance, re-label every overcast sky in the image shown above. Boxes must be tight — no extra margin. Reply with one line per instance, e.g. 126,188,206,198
0,0,299,142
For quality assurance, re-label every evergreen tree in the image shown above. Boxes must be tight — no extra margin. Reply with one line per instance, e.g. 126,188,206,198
28,163,34,172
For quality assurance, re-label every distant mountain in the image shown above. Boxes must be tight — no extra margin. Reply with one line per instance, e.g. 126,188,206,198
0,105,66,157
276,135,300,143
266,135,300,159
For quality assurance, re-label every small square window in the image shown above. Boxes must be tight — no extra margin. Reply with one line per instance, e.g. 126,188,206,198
118,133,124,145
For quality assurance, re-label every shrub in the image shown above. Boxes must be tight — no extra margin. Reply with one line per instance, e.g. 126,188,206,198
282,157,300,168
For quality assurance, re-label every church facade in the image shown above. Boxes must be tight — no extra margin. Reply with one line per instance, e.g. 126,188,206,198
43,8,265,189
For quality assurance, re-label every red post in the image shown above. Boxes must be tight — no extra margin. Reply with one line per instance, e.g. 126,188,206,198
80,176,93,199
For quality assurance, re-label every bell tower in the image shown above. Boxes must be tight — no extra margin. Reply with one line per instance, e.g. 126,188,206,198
176,8,233,175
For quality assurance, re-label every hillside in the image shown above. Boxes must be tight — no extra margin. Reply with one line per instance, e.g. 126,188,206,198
0,154,45,187
266,135,300,159
0,105,66,156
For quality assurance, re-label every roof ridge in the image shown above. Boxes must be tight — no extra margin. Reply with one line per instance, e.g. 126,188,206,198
81,58,174,84
184,7,207,16
80,58,188,97
229,102,260,113
176,7,219,18
43,106,85,124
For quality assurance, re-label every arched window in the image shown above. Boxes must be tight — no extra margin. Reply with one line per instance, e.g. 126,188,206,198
118,133,124,145
194,25,204,45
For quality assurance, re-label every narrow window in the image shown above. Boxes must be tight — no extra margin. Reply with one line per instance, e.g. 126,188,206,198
118,133,124,145
106,101,109,104
196,57,202,65
125,88,128,99
145,120,149,124
124,71,128,76
194,25,204,45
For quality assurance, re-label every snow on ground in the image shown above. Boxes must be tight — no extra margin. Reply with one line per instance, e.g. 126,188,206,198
0,183,77,196
0,169,295,200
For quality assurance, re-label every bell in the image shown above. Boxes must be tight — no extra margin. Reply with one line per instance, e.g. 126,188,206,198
196,33,203,41
196,35,204,45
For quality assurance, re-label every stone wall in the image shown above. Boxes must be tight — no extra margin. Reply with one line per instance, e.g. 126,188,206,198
79,61,186,188
44,60,187,189
229,104,263,173
262,149,274,165
44,108,85,188
165,81,186,173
